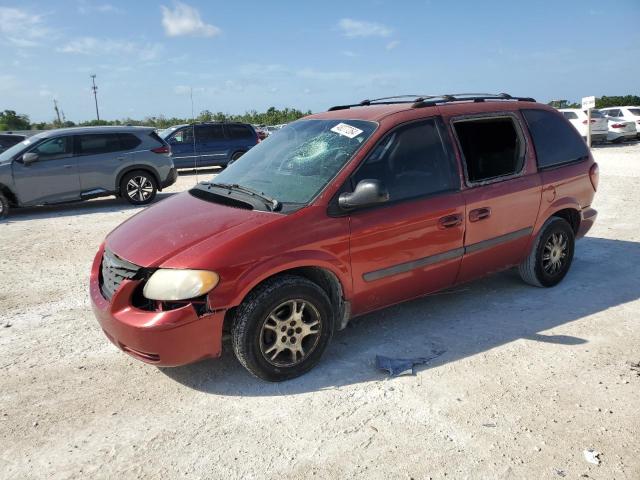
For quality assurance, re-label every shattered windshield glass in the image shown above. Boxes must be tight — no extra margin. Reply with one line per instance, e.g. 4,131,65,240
206,119,377,206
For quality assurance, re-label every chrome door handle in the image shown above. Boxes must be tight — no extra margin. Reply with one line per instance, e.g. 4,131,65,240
469,207,491,222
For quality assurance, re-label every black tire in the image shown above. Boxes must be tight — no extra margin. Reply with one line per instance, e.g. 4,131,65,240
227,151,245,167
231,275,334,382
0,192,8,219
519,217,575,287
120,170,157,205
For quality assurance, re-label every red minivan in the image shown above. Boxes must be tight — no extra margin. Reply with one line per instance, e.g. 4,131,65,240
90,94,598,381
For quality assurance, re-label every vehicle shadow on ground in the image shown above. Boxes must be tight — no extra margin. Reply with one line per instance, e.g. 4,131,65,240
2,192,177,222
177,167,222,178
593,139,639,149
161,236,640,395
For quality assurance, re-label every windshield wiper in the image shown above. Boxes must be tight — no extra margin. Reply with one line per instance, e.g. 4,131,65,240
208,182,281,212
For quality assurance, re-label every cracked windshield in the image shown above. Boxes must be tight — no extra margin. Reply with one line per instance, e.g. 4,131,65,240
211,119,377,205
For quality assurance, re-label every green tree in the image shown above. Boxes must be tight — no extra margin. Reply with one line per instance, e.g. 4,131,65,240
596,95,640,108
0,110,30,131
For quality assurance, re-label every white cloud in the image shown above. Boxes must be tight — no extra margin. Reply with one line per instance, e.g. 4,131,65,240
338,18,391,38
0,7,53,47
341,50,358,57
77,1,122,15
58,37,162,61
297,68,353,81
386,40,400,51
160,2,221,38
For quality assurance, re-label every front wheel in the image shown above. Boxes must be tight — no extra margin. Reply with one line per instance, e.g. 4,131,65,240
0,192,9,219
231,275,334,381
519,217,575,287
121,170,157,205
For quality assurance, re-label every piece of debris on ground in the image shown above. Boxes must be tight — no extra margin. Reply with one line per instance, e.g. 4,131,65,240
583,449,601,465
375,350,446,377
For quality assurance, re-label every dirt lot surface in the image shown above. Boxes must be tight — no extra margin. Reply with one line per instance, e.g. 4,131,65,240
1,144,639,479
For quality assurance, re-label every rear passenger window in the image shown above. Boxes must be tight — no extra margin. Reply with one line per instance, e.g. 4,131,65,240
118,133,141,150
562,111,578,120
76,134,121,155
197,125,225,141
227,124,254,140
353,119,459,201
453,116,524,183
522,109,588,169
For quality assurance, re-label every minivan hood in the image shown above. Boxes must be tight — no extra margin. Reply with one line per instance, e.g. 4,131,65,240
105,191,278,267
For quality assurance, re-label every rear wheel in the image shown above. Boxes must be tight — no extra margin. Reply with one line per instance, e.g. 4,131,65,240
0,192,8,219
121,170,157,205
231,275,334,381
519,217,575,287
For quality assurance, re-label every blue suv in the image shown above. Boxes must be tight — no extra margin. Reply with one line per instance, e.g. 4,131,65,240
159,122,259,169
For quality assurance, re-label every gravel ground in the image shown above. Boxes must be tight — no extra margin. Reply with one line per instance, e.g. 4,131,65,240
1,144,639,479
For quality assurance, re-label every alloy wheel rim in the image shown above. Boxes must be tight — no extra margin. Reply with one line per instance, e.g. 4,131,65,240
259,299,322,367
127,176,153,202
542,232,568,275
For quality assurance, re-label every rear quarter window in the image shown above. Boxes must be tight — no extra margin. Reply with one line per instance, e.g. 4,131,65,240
118,133,142,150
227,124,255,140
522,109,588,169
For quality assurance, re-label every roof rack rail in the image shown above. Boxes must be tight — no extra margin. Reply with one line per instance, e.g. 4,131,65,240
327,93,535,111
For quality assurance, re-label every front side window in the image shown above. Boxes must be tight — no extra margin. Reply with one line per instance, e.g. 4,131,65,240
31,136,73,160
352,119,459,202
171,128,194,144
205,119,377,206
562,111,578,120
522,109,588,169
453,116,525,183
76,134,121,155
627,108,640,117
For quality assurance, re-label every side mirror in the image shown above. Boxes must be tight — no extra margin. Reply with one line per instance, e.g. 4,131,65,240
339,179,389,210
22,152,39,165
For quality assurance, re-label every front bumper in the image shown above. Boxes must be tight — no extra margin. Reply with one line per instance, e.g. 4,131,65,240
160,167,178,189
577,207,597,239
90,247,225,367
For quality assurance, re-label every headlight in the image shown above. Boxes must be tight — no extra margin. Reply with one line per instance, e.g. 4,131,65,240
142,269,219,301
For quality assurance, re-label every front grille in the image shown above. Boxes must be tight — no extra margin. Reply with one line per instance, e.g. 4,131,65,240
100,249,141,300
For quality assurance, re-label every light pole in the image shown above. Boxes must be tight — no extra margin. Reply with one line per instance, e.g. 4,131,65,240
90,74,100,121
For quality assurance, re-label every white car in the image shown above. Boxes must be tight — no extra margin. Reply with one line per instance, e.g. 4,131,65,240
601,115,636,143
599,106,640,138
558,108,608,143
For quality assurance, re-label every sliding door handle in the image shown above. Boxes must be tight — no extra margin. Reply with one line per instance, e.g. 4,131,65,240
438,214,463,229
469,207,491,222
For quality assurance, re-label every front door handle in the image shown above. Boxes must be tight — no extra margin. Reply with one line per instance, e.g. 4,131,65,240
63,164,74,169
438,214,463,229
469,207,491,222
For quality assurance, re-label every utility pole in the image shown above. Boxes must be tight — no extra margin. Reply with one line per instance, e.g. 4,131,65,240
90,74,100,121
53,99,62,125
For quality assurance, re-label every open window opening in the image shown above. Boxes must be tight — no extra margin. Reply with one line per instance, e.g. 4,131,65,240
454,117,524,183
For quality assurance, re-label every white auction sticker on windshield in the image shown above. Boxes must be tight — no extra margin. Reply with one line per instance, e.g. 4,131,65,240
331,122,363,139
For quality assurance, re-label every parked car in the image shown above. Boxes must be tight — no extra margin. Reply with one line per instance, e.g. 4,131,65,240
0,133,26,153
159,122,259,169
91,93,598,381
598,106,640,138
558,108,608,143
601,113,636,143
0,126,176,218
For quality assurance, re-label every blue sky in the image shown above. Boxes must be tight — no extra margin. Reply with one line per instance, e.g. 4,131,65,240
1,0,639,122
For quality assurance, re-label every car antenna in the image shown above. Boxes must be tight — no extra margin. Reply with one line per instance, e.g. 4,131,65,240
190,86,199,184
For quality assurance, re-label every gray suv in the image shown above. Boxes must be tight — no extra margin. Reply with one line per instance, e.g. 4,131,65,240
0,126,177,218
